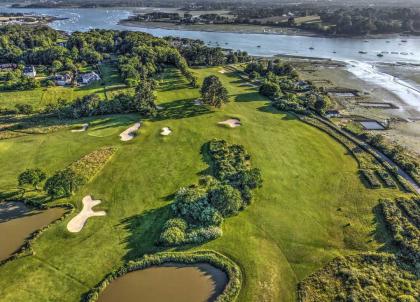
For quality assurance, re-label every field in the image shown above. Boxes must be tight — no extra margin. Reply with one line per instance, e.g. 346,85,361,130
0,66,404,301
0,62,126,111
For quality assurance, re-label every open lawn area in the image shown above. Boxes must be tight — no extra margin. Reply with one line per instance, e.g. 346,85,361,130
0,66,405,301
0,62,128,111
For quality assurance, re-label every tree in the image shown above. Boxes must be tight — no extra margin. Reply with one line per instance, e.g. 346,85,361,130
259,81,280,98
200,75,229,108
208,184,242,217
44,169,84,198
159,226,185,246
15,103,33,114
134,79,157,117
18,168,47,194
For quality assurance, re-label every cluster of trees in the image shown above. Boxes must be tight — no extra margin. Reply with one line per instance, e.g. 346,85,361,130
0,68,39,91
298,253,419,301
166,37,250,66
380,198,419,265
200,75,229,108
17,147,115,200
319,7,420,35
245,60,331,114
159,139,262,246
0,26,196,92
45,79,158,119
18,167,83,199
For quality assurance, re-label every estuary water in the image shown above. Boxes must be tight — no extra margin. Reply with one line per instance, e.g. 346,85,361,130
1,6,420,111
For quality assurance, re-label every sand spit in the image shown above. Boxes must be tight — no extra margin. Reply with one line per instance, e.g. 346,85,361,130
160,127,172,136
120,122,141,141
67,195,106,233
218,119,241,128
71,123,89,132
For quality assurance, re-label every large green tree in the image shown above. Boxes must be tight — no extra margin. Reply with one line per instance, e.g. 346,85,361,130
200,75,229,108
18,168,47,195
134,79,157,117
44,169,84,198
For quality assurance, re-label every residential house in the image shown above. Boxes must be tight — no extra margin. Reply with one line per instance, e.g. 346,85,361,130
23,65,36,77
80,71,101,85
55,74,72,86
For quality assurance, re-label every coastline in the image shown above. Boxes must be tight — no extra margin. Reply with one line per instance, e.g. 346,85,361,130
120,20,420,40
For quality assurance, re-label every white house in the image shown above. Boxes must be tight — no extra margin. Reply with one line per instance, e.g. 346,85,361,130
80,72,101,84
55,74,72,86
23,65,36,77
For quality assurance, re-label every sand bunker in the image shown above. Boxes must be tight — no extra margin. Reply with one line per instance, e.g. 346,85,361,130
156,105,164,110
160,127,172,136
219,69,227,74
71,123,89,132
67,195,106,233
120,122,141,141
218,119,241,128
194,99,203,106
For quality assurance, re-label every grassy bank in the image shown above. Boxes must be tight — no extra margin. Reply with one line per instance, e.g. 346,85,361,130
0,65,405,301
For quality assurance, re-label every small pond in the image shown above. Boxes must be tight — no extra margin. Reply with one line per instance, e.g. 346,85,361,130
0,202,66,261
98,263,228,302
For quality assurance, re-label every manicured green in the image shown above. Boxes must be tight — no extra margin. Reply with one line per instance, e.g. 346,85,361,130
0,66,405,302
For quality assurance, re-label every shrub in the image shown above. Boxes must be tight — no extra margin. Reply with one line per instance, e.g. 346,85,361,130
159,226,186,246
163,218,188,232
208,184,242,217
186,226,223,244
15,103,34,114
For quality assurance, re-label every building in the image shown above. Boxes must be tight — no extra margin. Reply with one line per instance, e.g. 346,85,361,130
325,110,341,118
0,63,17,70
23,65,36,77
80,72,101,84
55,74,72,86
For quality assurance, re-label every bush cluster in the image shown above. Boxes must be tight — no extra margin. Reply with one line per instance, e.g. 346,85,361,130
298,253,419,302
84,250,242,302
360,169,381,189
380,198,420,265
18,146,116,199
159,139,262,246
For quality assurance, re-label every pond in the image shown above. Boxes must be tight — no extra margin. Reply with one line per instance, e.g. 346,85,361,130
0,202,66,261
98,263,228,302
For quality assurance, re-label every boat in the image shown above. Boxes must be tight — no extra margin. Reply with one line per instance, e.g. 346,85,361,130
401,40,407,42
359,51,367,54
377,53,384,57
257,45,261,48
309,47,314,50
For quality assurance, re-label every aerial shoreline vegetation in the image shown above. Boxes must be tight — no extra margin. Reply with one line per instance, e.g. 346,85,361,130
0,22,419,302
122,5,420,37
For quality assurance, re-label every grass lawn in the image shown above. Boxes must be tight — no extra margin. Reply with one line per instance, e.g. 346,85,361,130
0,66,406,302
0,63,128,111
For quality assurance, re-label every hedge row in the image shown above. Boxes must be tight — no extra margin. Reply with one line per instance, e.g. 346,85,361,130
360,169,381,189
68,146,116,182
375,169,396,188
0,203,73,266
396,197,420,228
380,198,420,264
297,253,419,302
83,250,242,302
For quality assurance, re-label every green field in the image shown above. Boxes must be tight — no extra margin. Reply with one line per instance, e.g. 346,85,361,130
0,66,404,301
0,62,127,111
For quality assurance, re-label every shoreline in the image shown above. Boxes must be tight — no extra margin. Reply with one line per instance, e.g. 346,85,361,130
120,20,420,40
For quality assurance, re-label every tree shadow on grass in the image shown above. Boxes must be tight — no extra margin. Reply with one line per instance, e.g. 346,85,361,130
234,91,264,103
371,204,398,254
120,205,171,262
153,98,213,121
